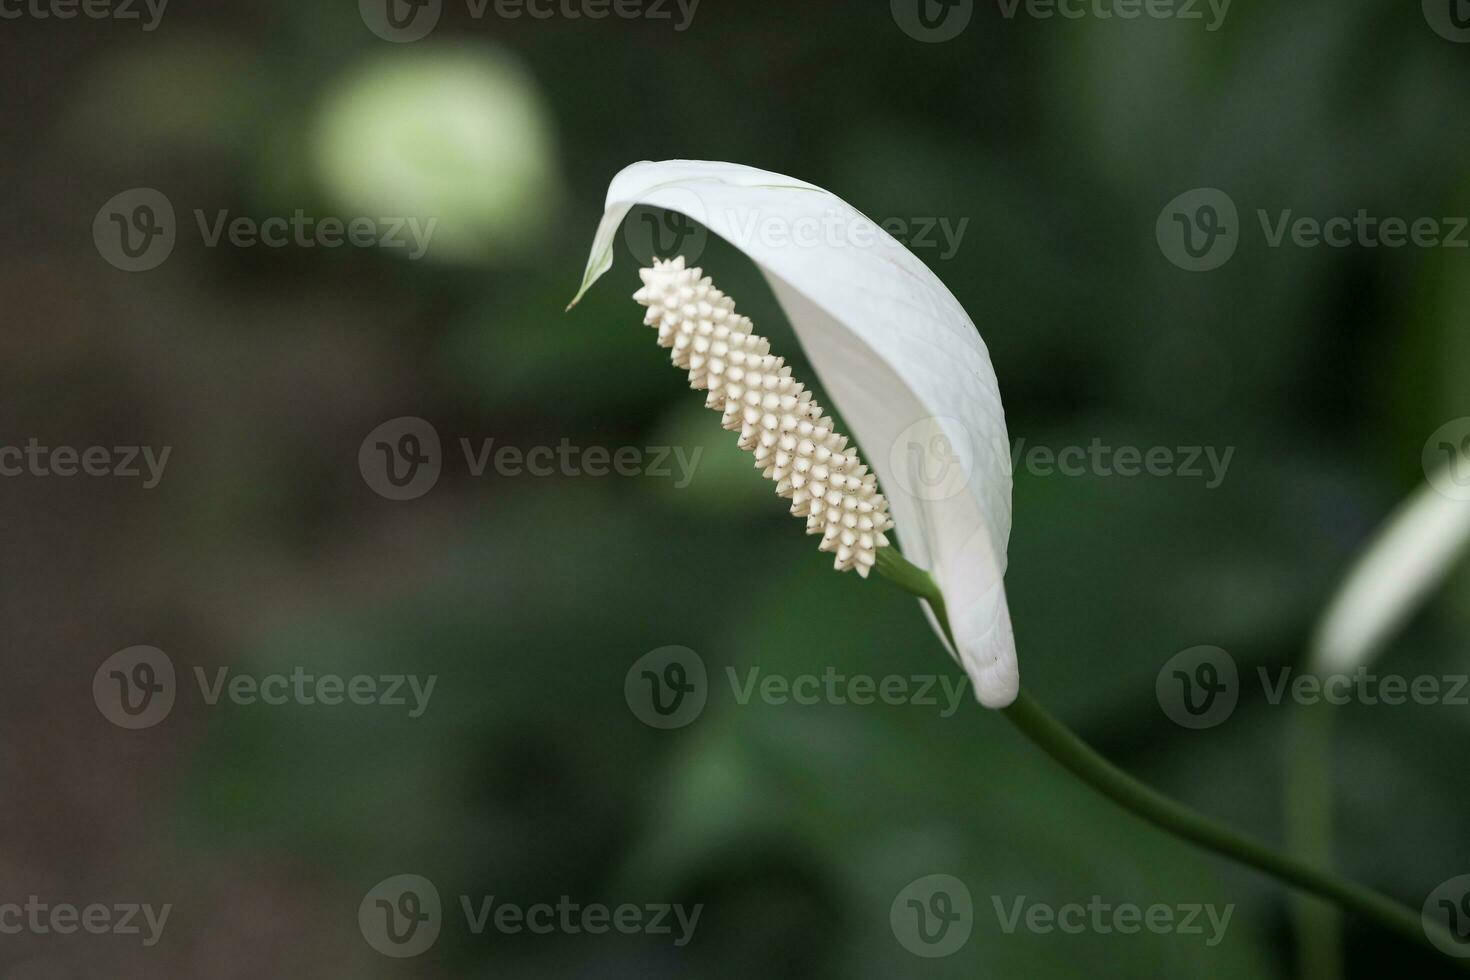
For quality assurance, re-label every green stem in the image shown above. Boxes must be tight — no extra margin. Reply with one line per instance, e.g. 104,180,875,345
1002,691,1449,951
873,548,1465,969
1286,700,1342,979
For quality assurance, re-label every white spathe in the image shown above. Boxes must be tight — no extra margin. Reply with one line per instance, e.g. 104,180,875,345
1310,473,1470,675
571,160,1018,707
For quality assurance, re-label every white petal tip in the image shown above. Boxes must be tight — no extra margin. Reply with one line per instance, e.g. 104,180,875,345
950,582,1019,709
972,666,1020,709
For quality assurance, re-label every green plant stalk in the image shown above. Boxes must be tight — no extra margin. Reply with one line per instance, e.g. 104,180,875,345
872,547,1464,968
1286,700,1342,980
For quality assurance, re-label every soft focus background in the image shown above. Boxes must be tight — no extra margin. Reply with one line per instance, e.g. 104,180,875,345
3,1,1470,977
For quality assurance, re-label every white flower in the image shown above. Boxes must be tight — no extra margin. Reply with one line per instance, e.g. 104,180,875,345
1309,469,1470,675
570,160,1017,708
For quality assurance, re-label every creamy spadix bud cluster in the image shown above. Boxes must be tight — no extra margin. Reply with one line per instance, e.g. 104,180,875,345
634,257,894,576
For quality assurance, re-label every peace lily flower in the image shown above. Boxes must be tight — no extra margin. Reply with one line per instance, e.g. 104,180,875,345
566,161,1470,966
568,160,1017,707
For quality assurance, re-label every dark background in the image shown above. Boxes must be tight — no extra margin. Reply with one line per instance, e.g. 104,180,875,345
2,0,1469,976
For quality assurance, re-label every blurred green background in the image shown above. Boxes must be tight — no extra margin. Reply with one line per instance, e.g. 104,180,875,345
3,0,1470,976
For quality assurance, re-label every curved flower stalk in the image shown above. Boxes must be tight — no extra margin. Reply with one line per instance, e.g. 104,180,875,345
569,161,1470,969
571,159,1017,707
